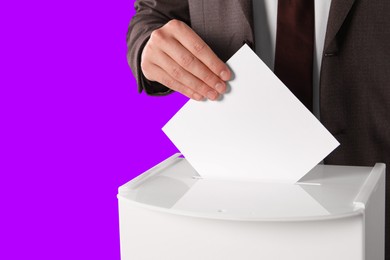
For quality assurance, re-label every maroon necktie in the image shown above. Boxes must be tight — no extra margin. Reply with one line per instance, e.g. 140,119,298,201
274,0,314,111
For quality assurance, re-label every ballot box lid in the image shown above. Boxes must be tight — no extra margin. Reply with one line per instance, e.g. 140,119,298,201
118,154,385,222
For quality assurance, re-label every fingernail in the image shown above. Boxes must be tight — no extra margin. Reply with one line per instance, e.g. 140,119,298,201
215,83,225,94
193,93,204,101
207,91,218,100
220,70,230,81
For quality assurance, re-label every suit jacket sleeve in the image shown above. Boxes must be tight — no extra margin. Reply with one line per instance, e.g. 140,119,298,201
126,0,190,95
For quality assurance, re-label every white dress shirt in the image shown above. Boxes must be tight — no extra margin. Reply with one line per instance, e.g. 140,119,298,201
252,0,332,118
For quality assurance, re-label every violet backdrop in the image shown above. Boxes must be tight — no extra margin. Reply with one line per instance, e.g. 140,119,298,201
0,1,186,259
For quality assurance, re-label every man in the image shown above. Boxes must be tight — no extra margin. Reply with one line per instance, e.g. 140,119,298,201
127,0,390,258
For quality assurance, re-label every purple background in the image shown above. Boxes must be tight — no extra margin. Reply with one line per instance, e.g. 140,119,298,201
0,1,186,259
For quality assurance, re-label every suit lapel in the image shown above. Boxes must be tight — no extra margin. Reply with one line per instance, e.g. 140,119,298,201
324,0,356,51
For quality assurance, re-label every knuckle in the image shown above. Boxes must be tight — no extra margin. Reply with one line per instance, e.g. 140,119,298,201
184,88,196,99
180,54,195,68
208,61,220,73
183,87,193,96
193,82,208,94
193,41,206,54
203,72,215,83
161,77,175,89
150,29,164,41
167,19,182,29
171,66,182,79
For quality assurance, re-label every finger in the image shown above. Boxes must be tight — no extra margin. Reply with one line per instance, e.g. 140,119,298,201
167,21,231,81
147,63,204,101
153,49,220,100
142,44,210,98
159,38,227,95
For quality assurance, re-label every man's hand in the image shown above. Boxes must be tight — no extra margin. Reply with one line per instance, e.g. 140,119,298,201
140,19,231,101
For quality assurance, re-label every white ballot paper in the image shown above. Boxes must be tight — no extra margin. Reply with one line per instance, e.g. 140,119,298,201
162,44,339,183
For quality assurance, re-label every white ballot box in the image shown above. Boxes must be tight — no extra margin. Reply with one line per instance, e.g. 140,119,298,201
118,154,385,260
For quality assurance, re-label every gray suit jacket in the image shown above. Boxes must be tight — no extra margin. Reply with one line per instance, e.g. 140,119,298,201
127,0,390,257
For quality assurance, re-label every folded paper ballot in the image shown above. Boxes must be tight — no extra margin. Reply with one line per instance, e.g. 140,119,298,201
162,44,339,183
